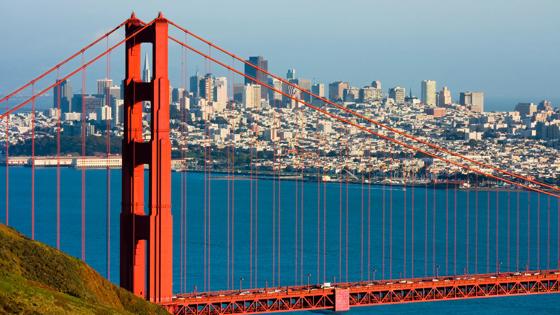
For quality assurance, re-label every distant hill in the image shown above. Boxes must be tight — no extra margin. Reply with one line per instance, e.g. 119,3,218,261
0,224,169,315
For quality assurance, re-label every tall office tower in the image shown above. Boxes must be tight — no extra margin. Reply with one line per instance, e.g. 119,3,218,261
343,87,360,102
108,85,121,100
172,88,186,104
72,94,104,114
537,100,553,111
421,80,437,106
311,83,325,101
268,78,283,107
282,82,301,108
244,56,268,99
371,80,382,89
328,81,349,101
199,74,214,102
213,77,228,104
460,91,485,113
287,68,297,80
291,78,311,102
143,52,151,82
389,86,406,104
53,79,73,113
359,86,382,102
189,72,202,98
437,86,452,106
515,102,537,116
243,84,262,109
97,79,112,96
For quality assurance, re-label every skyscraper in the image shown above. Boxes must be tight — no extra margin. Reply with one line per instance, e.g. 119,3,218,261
189,72,202,98
460,91,484,113
371,80,382,89
311,83,325,102
97,79,112,96
328,81,349,101
287,69,296,80
143,52,151,82
389,86,406,104
243,84,262,109
437,86,452,106
53,79,72,113
421,80,437,106
213,77,228,104
199,74,214,102
244,56,268,99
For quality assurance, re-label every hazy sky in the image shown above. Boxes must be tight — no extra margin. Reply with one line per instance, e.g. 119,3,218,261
1,0,559,108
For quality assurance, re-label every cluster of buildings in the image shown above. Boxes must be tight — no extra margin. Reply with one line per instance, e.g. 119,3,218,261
1,55,559,186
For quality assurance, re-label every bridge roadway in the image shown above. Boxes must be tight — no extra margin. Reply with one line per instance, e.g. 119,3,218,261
162,269,560,314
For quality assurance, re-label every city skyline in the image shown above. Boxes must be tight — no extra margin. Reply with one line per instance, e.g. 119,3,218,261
0,0,559,106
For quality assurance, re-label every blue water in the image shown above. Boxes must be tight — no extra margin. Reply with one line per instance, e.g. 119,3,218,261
1,167,559,314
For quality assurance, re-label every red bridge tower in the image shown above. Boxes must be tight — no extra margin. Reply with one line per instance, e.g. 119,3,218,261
120,13,173,303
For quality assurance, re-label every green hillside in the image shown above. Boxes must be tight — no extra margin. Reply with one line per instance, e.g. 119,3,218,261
0,224,169,315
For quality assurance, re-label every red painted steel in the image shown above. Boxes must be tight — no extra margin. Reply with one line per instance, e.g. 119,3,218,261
120,12,173,303
164,270,560,315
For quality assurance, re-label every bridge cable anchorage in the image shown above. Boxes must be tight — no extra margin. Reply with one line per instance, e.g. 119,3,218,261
167,19,560,194
168,35,560,200
0,22,126,105
0,20,156,120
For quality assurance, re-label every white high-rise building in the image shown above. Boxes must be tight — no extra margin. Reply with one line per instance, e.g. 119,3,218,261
460,91,484,113
421,80,437,106
143,52,151,82
213,77,228,104
437,86,452,106
243,84,262,109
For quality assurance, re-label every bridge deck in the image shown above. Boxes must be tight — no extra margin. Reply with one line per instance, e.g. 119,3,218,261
163,269,560,314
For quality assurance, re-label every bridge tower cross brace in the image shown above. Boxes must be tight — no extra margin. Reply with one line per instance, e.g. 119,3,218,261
120,13,172,303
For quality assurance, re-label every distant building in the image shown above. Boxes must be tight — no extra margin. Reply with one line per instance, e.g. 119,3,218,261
311,83,325,102
425,107,446,117
268,78,283,107
287,69,296,80
421,80,437,106
172,88,186,104
244,56,268,99
72,94,104,115
97,79,112,95
538,100,553,112
189,72,202,98
343,87,359,102
359,86,383,102
328,81,349,101
515,102,537,116
53,79,72,113
291,78,311,102
199,74,214,102
243,84,262,109
389,86,406,104
460,91,484,113
437,86,452,106
143,52,151,82
371,80,382,89
213,77,228,104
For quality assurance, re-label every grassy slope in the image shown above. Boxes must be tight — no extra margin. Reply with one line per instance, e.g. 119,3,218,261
0,224,169,315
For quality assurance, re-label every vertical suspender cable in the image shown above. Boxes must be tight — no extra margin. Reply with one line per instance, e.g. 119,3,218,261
56,69,61,249
403,157,407,278
454,173,457,275
81,52,86,261
31,84,36,239
105,37,112,281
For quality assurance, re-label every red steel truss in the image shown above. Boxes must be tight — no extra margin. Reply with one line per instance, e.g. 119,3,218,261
163,270,560,315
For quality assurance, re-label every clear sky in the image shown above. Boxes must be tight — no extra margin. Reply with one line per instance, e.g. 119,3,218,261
1,0,559,109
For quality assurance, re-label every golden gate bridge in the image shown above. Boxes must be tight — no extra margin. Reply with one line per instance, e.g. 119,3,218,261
1,13,559,314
